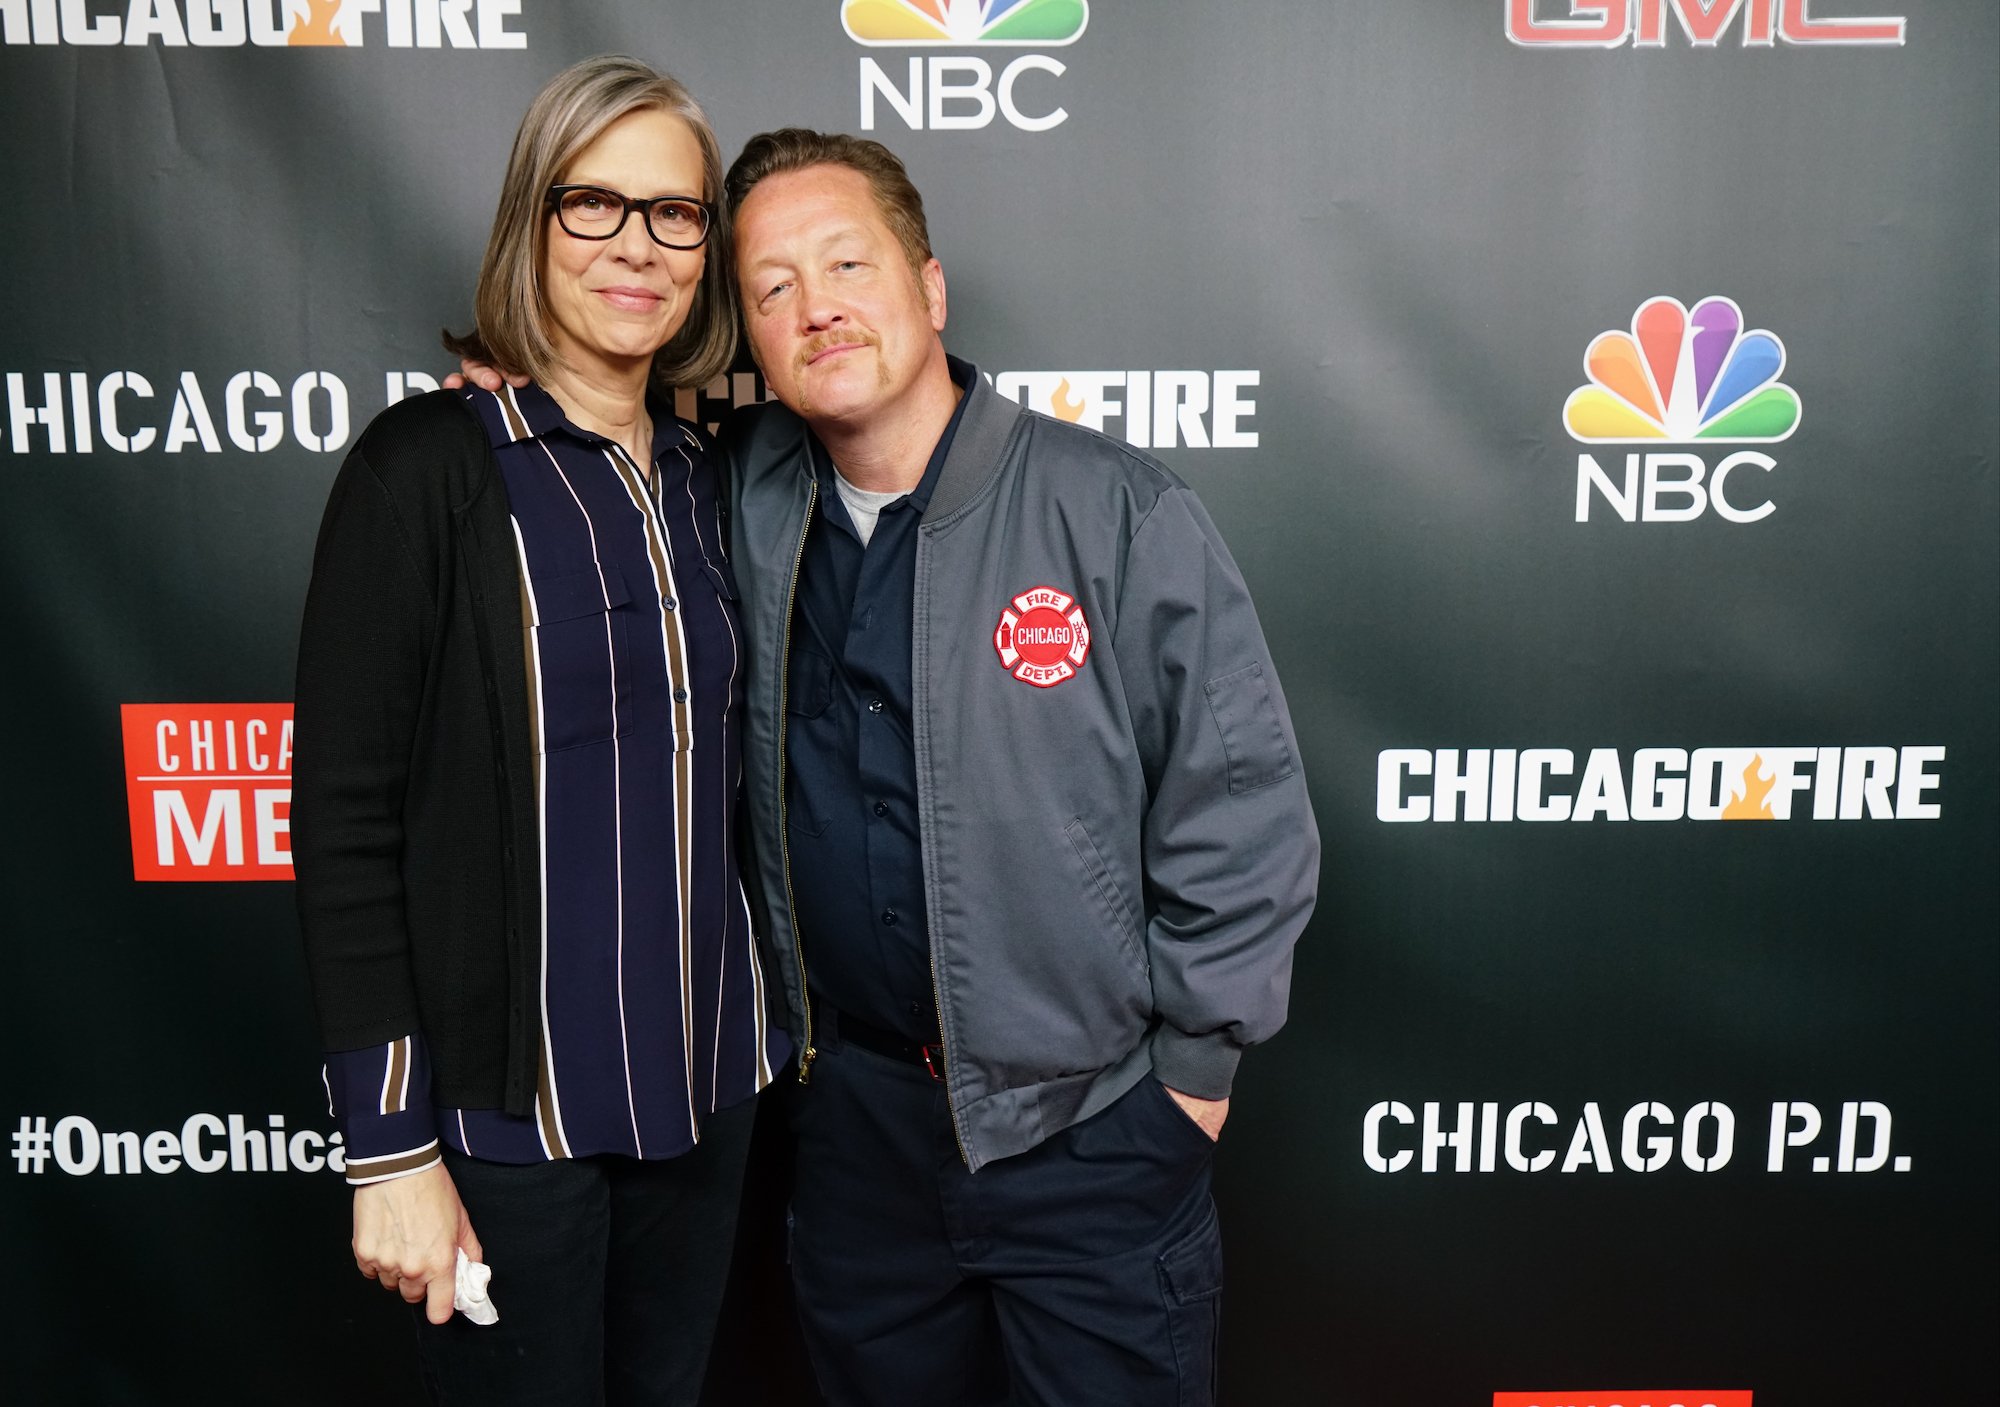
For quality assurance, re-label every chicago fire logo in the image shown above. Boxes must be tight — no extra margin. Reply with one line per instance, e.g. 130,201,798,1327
993,585,1090,688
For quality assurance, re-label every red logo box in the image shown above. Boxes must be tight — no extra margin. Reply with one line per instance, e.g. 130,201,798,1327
121,704,294,882
1495,1395,1751,1407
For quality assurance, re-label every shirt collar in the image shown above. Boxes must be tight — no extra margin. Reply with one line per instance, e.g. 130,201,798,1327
464,381,568,449
809,357,973,516
463,381,693,464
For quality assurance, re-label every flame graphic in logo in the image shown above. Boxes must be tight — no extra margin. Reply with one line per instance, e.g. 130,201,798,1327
1050,377,1087,423
287,0,348,45
843,0,1090,46
1721,754,1778,821
1565,296,1801,444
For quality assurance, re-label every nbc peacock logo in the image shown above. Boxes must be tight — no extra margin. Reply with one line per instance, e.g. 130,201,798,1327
1565,296,1802,524
843,0,1089,46
1565,296,1800,443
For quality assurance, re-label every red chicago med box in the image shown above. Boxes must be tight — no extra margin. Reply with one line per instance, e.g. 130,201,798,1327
121,703,295,882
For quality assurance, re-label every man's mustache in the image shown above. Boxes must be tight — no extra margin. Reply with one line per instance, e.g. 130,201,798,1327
798,329,879,368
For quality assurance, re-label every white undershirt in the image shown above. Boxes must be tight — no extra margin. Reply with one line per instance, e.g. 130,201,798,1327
832,472,905,548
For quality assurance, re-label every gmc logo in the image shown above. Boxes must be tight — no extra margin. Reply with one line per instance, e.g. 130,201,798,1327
1506,0,1904,47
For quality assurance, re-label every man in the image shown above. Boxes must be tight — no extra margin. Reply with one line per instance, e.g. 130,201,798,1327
721,129,1318,1407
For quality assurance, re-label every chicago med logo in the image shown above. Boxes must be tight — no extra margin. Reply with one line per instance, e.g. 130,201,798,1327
1506,0,1902,47
0,1,528,49
1564,297,1801,523
121,704,294,881
994,586,1091,688
845,0,1088,132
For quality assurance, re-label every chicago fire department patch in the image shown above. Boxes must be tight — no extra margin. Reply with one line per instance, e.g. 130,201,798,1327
993,586,1091,688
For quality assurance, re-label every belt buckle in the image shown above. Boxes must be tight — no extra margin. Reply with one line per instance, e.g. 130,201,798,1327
920,1043,944,1083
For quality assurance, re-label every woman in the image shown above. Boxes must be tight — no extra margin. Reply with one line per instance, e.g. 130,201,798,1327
292,56,784,1403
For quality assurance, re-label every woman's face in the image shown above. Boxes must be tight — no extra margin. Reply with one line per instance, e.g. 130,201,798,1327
541,108,707,381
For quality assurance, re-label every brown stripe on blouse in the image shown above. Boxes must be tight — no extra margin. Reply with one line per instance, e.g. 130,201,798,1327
606,446,695,753
499,385,531,442
513,522,566,1160
534,1058,570,1159
382,1035,408,1115
607,443,702,1136
345,1140,441,1183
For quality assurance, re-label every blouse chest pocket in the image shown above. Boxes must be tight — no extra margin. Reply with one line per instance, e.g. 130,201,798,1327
522,565,636,754
698,551,740,603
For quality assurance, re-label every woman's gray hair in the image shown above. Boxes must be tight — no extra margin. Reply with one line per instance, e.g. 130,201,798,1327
444,55,734,390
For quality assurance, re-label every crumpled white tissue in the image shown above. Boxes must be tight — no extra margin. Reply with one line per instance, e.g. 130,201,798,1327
453,1247,499,1325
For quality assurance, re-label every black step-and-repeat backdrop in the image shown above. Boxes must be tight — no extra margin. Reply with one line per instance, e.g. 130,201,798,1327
3,3,1994,1403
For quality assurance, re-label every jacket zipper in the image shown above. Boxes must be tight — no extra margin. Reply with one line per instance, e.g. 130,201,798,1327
915,529,971,1165
928,934,969,1164
779,480,818,1083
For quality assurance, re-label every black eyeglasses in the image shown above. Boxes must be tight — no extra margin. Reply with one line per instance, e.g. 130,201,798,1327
546,185,714,250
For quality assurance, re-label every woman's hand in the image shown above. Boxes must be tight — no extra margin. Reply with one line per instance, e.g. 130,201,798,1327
352,1162,484,1325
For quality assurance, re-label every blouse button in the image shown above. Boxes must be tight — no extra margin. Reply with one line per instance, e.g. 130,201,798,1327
662,597,676,611
673,689,688,703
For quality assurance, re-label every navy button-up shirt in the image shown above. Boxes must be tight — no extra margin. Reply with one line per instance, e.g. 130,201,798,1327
785,369,970,1044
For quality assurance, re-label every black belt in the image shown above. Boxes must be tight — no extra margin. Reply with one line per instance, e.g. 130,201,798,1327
825,1004,946,1082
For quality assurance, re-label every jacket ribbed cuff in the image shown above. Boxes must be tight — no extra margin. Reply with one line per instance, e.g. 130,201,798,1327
1149,1026,1244,1101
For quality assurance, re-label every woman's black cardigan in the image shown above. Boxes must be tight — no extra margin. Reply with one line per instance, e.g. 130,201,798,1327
291,391,545,1116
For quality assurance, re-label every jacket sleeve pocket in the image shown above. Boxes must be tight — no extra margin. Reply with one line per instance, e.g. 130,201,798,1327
1203,662,1295,793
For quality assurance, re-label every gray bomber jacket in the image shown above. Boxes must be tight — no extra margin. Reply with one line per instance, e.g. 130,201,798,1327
726,361,1319,1171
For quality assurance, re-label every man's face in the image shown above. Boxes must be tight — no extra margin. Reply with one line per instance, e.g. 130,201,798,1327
734,164,947,432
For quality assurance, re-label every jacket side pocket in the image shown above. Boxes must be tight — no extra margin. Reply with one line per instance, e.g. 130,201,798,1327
1064,817,1146,977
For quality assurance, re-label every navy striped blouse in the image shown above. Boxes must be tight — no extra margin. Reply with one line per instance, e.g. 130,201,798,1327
327,384,784,1184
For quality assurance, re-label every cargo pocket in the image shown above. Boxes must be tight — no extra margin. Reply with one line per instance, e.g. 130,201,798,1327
523,566,634,753
1203,662,1295,793
1159,1199,1224,1406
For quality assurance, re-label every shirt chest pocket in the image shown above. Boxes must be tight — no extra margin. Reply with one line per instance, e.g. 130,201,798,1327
784,645,835,837
523,566,637,754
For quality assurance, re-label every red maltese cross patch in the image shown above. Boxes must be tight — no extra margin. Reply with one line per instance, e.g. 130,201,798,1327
993,585,1091,689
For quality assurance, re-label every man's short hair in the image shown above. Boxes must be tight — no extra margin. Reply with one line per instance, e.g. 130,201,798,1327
724,129,934,277
443,54,736,390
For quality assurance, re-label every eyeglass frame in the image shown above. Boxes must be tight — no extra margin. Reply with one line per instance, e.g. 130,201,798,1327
544,184,716,251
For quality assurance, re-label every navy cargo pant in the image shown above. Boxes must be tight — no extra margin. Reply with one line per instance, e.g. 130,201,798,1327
786,1023,1224,1407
